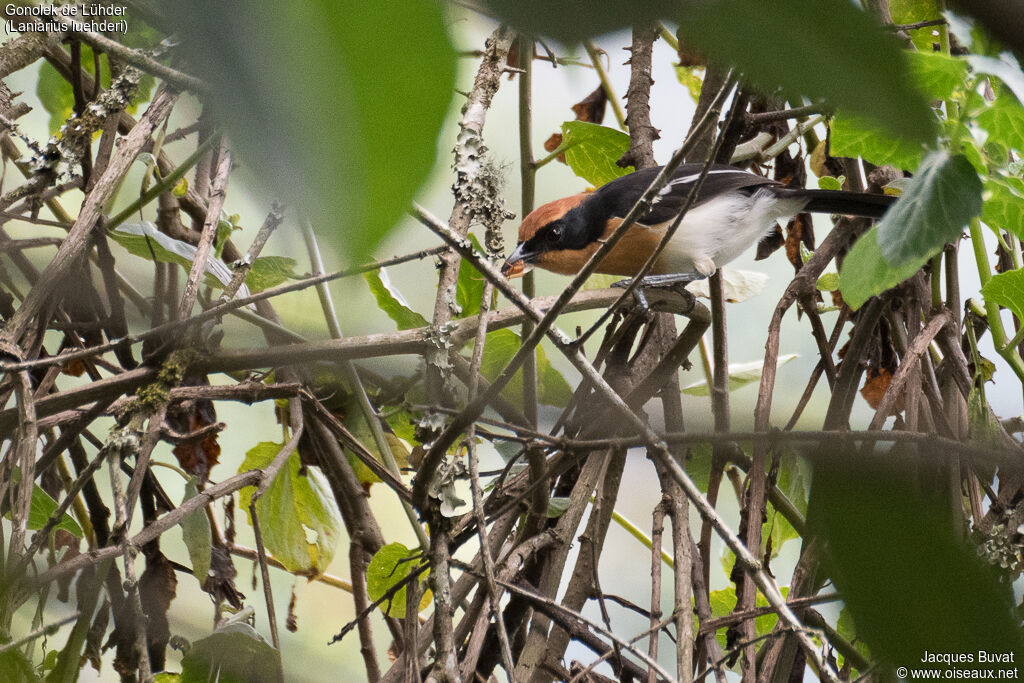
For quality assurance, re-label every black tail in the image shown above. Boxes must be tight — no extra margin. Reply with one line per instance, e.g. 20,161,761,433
772,187,896,219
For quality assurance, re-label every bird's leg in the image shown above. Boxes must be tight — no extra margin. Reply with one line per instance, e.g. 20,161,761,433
611,273,704,314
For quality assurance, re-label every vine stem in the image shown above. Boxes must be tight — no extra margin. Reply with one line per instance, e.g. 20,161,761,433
969,217,1024,382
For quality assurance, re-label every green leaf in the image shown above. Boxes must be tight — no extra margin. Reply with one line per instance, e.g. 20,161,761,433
238,442,342,576
456,234,486,319
560,121,633,187
180,477,212,584
809,453,1023,669
981,268,1024,322
19,483,82,539
817,176,843,191
977,93,1024,153
245,256,298,293
36,45,108,134
889,0,942,52
180,622,282,683
171,0,456,263
816,271,840,291
340,394,410,489
478,329,572,407
111,222,239,290
830,113,926,171
876,151,982,266
366,542,430,618
155,674,182,683
982,178,1024,240
547,496,570,518
685,443,713,492
478,0,678,43
681,354,797,396
838,225,926,310
677,0,935,143
835,607,872,671
675,65,704,102
907,51,968,101
364,268,429,330
706,585,790,655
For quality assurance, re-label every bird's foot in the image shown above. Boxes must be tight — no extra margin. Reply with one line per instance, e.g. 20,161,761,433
611,273,704,315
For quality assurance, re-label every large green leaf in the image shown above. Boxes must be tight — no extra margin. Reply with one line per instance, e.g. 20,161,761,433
977,93,1024,153
180,622,282,683
478,329,572,407
981,268,1024,322
366,542,430,618
982,177,1024,240
5,472,83,539
830,113,926,171
238,442,342,577
705,585,790,656
875,151,982,266
561,121,633,187
906,51,969,101
171,0,456,263
111,222,238,290
478,0,679,43
364,269,429,330
179,477,212,583
677,0,935,143
809,453,1023,669
456,234,487,319
245,256,298,293
838,225,926,310
889,0,942,52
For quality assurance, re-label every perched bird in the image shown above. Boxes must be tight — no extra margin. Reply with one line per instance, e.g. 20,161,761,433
501,164,895,288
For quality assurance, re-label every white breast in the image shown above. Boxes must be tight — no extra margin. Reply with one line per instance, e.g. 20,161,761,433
655,189,808,276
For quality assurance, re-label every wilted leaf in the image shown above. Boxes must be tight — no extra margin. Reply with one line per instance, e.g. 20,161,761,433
366,542,431,618
875,151,982,266
365,268,429,330
560,121,633,187
180,477,212,584
682,354,798,396
571,85,608,123
139,551,177,671
238,442,342,576
166,376,220,484
171,0,456,263
684,268,769,302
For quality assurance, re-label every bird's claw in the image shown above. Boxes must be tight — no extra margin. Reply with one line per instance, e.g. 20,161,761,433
612,273,702,315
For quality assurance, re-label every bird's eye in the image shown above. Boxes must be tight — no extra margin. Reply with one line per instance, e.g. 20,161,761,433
548,226,562,242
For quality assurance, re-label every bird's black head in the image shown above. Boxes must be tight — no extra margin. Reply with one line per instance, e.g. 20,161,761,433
501,198,591,277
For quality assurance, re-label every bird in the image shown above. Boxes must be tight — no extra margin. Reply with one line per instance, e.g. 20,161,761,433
500,163,895,295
